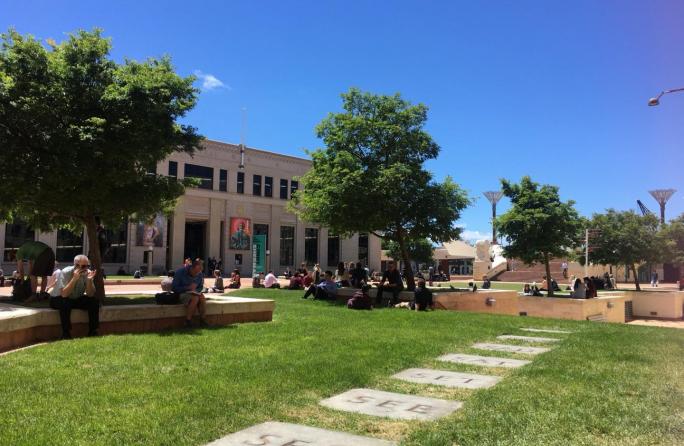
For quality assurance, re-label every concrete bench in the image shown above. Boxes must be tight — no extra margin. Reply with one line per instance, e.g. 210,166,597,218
0,296,274,353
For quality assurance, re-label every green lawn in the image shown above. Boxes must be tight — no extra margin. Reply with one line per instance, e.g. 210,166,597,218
0,289,682,445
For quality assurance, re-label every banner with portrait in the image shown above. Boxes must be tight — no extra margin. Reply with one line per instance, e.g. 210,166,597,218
229,217,251,250
136,214,164,247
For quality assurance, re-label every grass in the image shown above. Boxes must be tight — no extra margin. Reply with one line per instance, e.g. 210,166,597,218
0,289,682,445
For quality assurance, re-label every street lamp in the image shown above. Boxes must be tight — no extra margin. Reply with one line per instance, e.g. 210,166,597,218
649,189,676,224
648,87,684,106
483,191,504,244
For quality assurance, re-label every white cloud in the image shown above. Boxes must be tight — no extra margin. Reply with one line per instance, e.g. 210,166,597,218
193,70,229,91
460,229,490,243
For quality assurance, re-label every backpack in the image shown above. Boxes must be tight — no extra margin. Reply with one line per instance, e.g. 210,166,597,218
12,279,33,302
154,292,180,305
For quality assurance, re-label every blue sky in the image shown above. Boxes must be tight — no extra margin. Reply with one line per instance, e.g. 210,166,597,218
3,1,683,242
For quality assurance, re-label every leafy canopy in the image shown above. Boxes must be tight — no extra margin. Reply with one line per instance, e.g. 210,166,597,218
588,210,665,267
0,28,203,230
292,88,470,246
496,176,582,264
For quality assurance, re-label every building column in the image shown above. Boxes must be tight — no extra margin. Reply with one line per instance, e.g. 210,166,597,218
170,196,186,268
319,227,328,269
207,198,223,261
368,233,382,273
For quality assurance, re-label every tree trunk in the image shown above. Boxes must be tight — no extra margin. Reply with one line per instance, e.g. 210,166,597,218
544,252,554,297
85,215,106,301
397,229,415,291
631,263,640,291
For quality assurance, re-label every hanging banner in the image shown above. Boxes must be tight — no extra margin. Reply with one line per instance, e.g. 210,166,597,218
136,214,164,247
229,217,251,250
252,234,266,275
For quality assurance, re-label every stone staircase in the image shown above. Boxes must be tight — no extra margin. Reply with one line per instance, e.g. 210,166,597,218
494,259,568,283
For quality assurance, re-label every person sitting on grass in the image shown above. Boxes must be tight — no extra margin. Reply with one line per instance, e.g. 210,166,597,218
584,276,596,298
523,283,532,295
263,271,280,289
347,284,373,310
336,262,351,287
49,255,99,339
287,273,304,290
227,269,241,289
302,270,337,300
571,277,586,298
172,258,209,328
210,270,224,293
413,279,434,311
481,275,491,289
252,272,265,288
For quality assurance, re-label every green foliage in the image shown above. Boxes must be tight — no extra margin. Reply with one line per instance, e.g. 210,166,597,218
496,176,582,265
291,88,470,286
0,28,202,293
386,238,435,265
587,210,665,289
660,213,684,264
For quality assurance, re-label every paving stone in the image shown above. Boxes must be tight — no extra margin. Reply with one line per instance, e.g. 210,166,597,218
319,388,462,420
473,343,551,355
437,353,532,368
520,328,573,334
497,335,561,343
392,368,502,389
206,421,397,445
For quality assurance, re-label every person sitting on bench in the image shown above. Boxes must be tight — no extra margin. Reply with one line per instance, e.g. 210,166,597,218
376,261,404,307
172,258,209,328
49,255,99,339
302,270,337,300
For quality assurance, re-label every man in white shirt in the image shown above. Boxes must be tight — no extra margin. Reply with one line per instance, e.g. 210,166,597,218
263,271,280,289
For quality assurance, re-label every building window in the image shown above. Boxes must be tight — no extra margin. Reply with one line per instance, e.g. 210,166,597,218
102,221,128,264
280,179,288,199
290,180,299,199
184,163,214,190
253,174,262,196
358,233,369,266
304,228,318,265
279,226,294,266
254,224,269,249
219,169,227,192
168,161,178,178
264,176,273,197
56,229,84,262
327,233,340,267
237,172,245,194
3,221,35,262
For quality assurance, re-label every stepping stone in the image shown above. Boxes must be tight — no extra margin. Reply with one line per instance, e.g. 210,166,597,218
392,368,502,389
497,335,561,343
320,388,462,421
206,421,396,445
521,328,573,334
473,343,551,355
438,353,532,368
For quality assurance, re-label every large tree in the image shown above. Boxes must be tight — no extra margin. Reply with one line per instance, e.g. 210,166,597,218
291,88,470,289
588,210,664,291
495,176,582,296
0,29,202,298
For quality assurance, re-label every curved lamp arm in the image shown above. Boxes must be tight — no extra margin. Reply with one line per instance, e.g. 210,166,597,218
648,87,684,106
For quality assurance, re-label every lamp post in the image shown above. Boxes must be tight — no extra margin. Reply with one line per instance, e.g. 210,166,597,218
649,189,676,224
483,191,504,244
648,87,684,106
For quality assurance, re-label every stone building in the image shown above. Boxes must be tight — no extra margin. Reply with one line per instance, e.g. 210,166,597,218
0,140,381,276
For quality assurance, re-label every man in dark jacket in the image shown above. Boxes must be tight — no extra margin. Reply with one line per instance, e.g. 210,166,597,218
376,261,403,307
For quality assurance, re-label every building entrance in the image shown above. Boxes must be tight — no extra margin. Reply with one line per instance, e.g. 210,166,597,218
184,222,206,263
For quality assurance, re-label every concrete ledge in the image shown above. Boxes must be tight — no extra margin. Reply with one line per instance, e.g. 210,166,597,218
621,290,684,319
334,287,414,303
0,297,274,353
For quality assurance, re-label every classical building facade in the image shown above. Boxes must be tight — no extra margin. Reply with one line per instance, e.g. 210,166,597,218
0,140,381,276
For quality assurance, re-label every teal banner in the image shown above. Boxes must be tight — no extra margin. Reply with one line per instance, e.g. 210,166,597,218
252,234,266,275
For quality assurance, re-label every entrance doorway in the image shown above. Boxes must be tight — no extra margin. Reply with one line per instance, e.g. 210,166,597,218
184,222,206,263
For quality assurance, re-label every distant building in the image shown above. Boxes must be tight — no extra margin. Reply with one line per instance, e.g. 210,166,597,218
434,240,476,276
0,140,381,276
